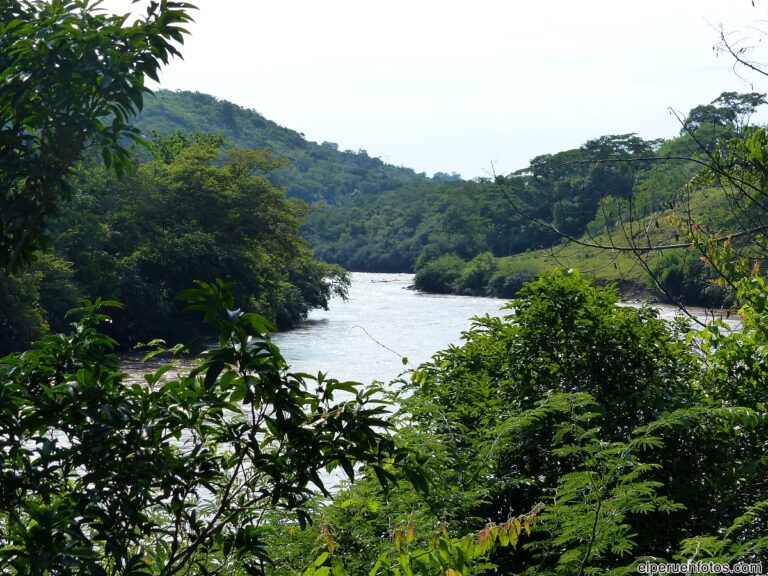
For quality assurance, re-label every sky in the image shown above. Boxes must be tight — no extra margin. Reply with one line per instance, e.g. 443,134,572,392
107,0,768,179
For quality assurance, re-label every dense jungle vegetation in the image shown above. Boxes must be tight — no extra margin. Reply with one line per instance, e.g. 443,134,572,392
0,132,349,354
4,87,755,354
303,96,763,307
132,90,433,205
131,89,763,307
2,1,768,575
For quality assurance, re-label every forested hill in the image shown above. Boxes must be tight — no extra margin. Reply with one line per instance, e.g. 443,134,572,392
133,89,767,309
303,91,768,307
133,90,433,204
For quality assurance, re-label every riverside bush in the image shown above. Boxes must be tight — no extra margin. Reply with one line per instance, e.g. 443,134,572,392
269,270,768,575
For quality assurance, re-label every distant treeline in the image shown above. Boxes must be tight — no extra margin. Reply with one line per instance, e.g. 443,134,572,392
304,92,762,306
133,90,433,205
133,89,759,306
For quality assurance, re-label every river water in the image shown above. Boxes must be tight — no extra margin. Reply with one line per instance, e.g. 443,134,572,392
117,272,736,490
272,272,508,385
123,272,736,387
271,272,739,386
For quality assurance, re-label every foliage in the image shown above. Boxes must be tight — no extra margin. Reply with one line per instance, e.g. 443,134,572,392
302,127,688,297
0,271,44,355
455,253,498,295
413,254,466,293
273,270,768,575
497,171,753,307
3,3,768,572
301,512,539,576
305,176,546,276
634,123,768,311
674,501,768,565
43,133,349,346
486,269,537,299
679,91,765,138
0,280,422,574
123,88,768,305
652,251,734,308
132,90,430,206
300,91,768,306
0,254,82,355
413,252,537,298
0,0,193,270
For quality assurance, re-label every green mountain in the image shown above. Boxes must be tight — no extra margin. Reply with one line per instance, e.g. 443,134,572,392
133,90,432,204
133,89,759,309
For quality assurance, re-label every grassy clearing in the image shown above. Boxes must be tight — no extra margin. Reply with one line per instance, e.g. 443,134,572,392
498,186,729,299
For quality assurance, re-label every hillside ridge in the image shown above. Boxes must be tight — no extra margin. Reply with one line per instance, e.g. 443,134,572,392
133,90,435,205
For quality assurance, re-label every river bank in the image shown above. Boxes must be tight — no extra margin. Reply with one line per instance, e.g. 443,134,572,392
122,272,739,387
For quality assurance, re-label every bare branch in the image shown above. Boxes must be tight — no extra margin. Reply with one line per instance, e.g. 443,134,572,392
715,22,768,83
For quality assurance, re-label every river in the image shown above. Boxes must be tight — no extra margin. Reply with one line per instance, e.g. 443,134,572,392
272,272,508,385
271,272,738,386
123,272,736,387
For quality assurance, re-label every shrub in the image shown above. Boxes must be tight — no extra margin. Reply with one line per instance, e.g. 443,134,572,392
413,253,466,293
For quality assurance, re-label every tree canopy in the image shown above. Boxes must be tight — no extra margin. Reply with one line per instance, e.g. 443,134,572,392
0,0,193,270
0,132,352,354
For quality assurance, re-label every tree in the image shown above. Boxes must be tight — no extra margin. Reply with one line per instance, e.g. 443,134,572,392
681,103,735,134
268,270,768,575
712,91,766,133
454,16,768,568
0,280,423,573
0,4,428,571
284,17,768,572
0,0,193,270
681,92,766,136
489,88,768,312
51,133,349,345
